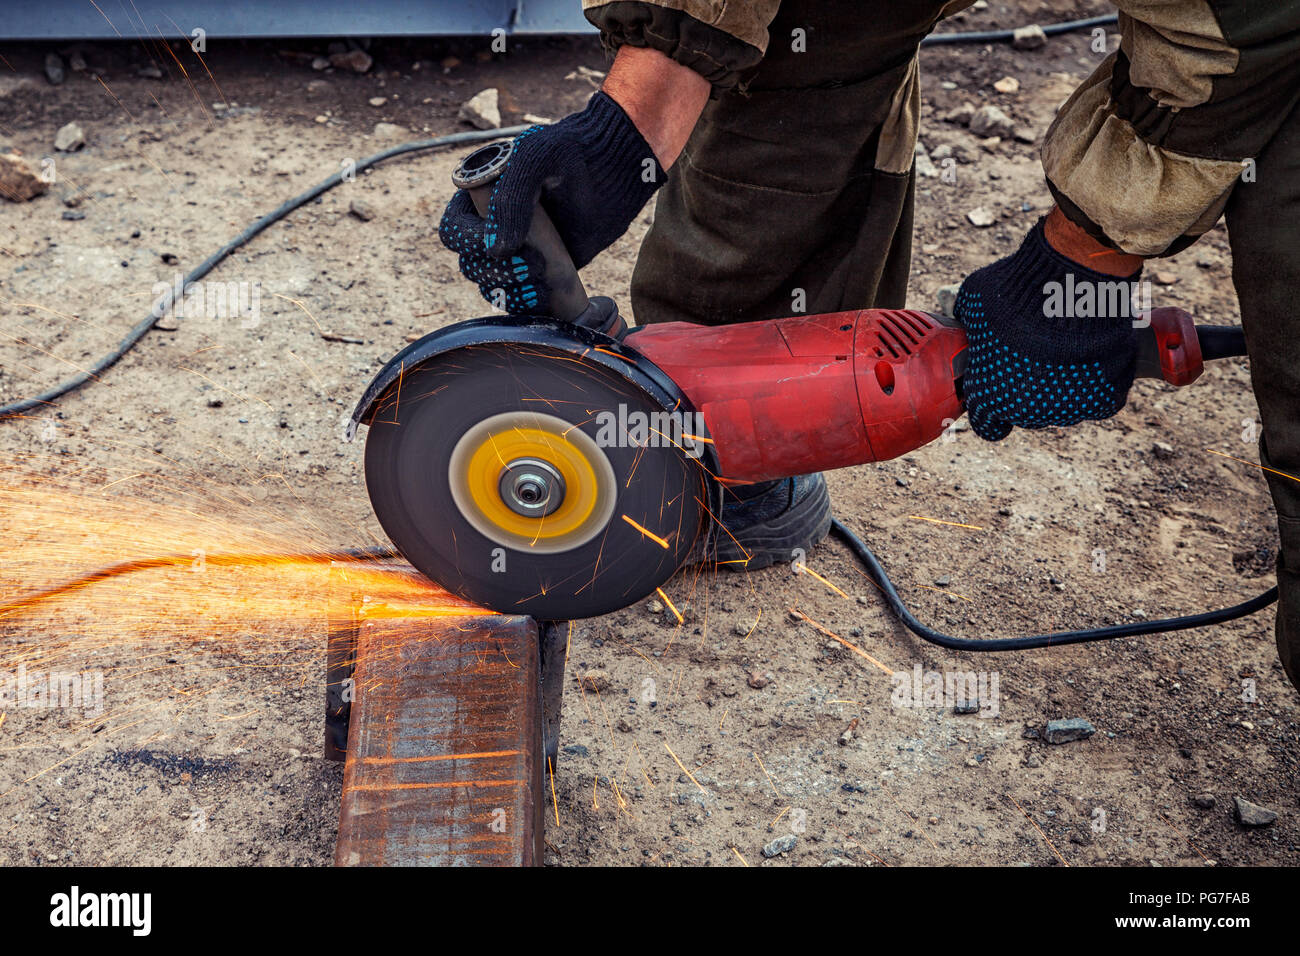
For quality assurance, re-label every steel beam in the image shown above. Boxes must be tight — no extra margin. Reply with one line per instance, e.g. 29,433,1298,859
331,566,547,867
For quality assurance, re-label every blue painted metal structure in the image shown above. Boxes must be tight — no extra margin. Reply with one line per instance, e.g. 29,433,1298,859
2,1,596,40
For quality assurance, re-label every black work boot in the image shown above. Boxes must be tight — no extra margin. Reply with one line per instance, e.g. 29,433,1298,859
711,473,833,570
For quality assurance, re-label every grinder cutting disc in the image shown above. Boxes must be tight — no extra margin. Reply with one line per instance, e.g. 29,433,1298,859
363,339,711,620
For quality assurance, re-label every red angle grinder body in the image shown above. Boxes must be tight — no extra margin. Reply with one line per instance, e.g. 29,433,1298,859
627,308,969,483
624,304,1203,483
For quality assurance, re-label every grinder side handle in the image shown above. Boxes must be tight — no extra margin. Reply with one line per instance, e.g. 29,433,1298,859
452,141,591,323
1134,306,1248,386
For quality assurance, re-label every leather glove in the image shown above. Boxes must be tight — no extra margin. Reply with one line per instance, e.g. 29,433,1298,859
438,91,664,314
954,216,1144,441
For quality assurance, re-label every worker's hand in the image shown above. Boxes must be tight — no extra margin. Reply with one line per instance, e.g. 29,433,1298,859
438,91,664,314
953,214,1144,441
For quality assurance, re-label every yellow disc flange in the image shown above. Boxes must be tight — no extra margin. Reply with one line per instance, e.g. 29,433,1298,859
448,411,617,553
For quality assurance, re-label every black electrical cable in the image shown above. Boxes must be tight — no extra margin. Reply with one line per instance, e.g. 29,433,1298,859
0,124,531,421
830,518,1278,651
922,13,1117,46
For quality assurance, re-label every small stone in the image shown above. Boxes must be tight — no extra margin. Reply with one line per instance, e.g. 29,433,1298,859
206,397,224,408
761,833,797,858
1014,127,1037,144
68,50,87,72
1013,24,1048,49
615,717,633,733
1153,271,1179,286
647,599,664,614
914,140,939,178
372,122,407,139
44,52,65,85
330,49,373,74
1044,717,1096,744
1153,441,1176,461
348,199,376,221
137,64,163,79
747,670,773,690
60,209,85,221
943,103,976,126
936,284,960,317
969,104,1015,138
967,206,995,228
953,699,979,715
1025,751,1043,768
459,88,501,129
931,144,953,160
1233,796,1277,827
822,856,853,867
54,122,85,152
579,669,610,693
314,115,328,124
368,96,388,108
993,76,1020,94
311,57,330,71
0,152,50,202
1192,793,1216,810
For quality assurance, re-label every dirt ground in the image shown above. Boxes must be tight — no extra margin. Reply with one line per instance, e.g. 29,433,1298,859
2,1,1297,867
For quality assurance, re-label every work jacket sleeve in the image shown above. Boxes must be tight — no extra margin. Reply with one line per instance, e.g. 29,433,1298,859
1043,1,1300,257
581,0,782,92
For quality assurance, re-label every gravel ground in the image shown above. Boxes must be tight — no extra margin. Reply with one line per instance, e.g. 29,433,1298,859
1,1,1296,867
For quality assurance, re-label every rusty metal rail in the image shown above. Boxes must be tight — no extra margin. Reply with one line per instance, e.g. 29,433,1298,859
327,563,565,867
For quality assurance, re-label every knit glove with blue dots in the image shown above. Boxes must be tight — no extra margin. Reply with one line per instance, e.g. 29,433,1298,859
954,217,1142,442
438,91,664,315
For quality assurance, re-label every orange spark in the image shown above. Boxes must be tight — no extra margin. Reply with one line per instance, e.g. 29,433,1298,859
621,514,669,548
795,561,849,599
788,608,894,675
663,743,708,795
1005,793,1069,866
656,587,684,624
908,515,985,531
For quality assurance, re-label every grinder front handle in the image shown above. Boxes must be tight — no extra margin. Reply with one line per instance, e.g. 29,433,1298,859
452,140,591,323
